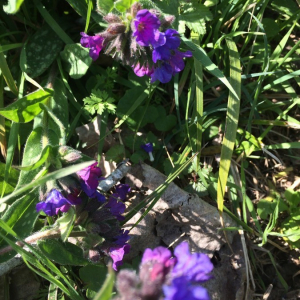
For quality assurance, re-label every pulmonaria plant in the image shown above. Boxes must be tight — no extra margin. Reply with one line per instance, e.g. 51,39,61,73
80,2,192,83
36,152,131,270
114,242,213,300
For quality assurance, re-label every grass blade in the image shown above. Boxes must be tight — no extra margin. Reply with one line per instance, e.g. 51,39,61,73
217,38,241,214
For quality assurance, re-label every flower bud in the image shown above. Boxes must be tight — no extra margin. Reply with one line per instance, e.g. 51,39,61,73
160,15,175,29
116,270,140,297
130,2,142,17
104,13,122,23
107,23,126,35
89,249,100,262
58,146,82,163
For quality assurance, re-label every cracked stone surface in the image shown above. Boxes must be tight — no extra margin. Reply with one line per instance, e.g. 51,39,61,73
124,162,250,300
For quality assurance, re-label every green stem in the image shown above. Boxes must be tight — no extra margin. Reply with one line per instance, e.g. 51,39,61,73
97,111,108,164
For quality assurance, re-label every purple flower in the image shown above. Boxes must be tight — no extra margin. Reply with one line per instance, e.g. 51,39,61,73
80,32,104,61
152,29,181,63
109,243,131,271
96,191,106,203
114,230,130,246
133,62,154,77
141,142,153,153
106,197,126,221
77,162,102,198
142,246,173,266
169,50,193,73
171,242,213,283
36,189,78,216
150,62,173,84
133,9,165,47
140,246,175,282
163,278,210,300
59,193,82,213
151,50,193,84
141,142,155,162
115,184,131,201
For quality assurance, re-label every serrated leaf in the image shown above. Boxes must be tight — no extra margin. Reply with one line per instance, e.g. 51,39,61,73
3,0,25,14
0,88,53,123
38,239,88,265
60,43,92,79
154,0,179,16
105,144,125,163
185,181,208,197
181,18,207,35
20,25,64,78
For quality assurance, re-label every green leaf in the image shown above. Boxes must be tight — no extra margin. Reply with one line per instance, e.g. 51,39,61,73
105,144,125,163
178,3,212,35
154,106,176,132
181,37,240,100
65,0,103,24
54,208,76,242
0,88,53,123
38,239,88,265
0,43,23,53
1,192,37,234
0,53,18,96
96,0,114,15
92,266,115,300
153,0,179,16
34,0,73,45
83,89,116,115
60,43,93,79
15,126,43,188
79,265,107,294
262,18,280,38
18,145,53,171
3,0,25,14
116,86,150,128
285,189,300,208
271,0,298,16
115,0,136,12
20,25,64,78
125,105,158,130
257,199,276,219
0,162,19,196
0,192,38,263
50,78,69,132
1,161,96,205
217,39,241,215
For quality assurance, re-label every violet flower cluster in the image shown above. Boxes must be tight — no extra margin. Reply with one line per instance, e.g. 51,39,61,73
80,3,192,83
36,161,131,270
114,241,213,300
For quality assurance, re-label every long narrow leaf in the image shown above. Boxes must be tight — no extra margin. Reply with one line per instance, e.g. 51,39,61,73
0,160,95,204
217,39,241,214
